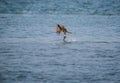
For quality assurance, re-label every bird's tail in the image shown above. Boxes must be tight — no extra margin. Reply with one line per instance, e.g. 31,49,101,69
67,31,72,34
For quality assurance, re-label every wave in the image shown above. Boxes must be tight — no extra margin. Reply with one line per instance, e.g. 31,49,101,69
0,38,120,44
0,0,120,15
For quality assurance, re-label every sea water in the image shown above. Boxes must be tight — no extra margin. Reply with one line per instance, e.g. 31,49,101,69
0,0,120,83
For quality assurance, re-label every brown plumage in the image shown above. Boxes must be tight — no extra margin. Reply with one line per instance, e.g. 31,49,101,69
55,24,72,41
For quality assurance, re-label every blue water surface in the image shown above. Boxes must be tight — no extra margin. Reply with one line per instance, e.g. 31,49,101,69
0,0,120,83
